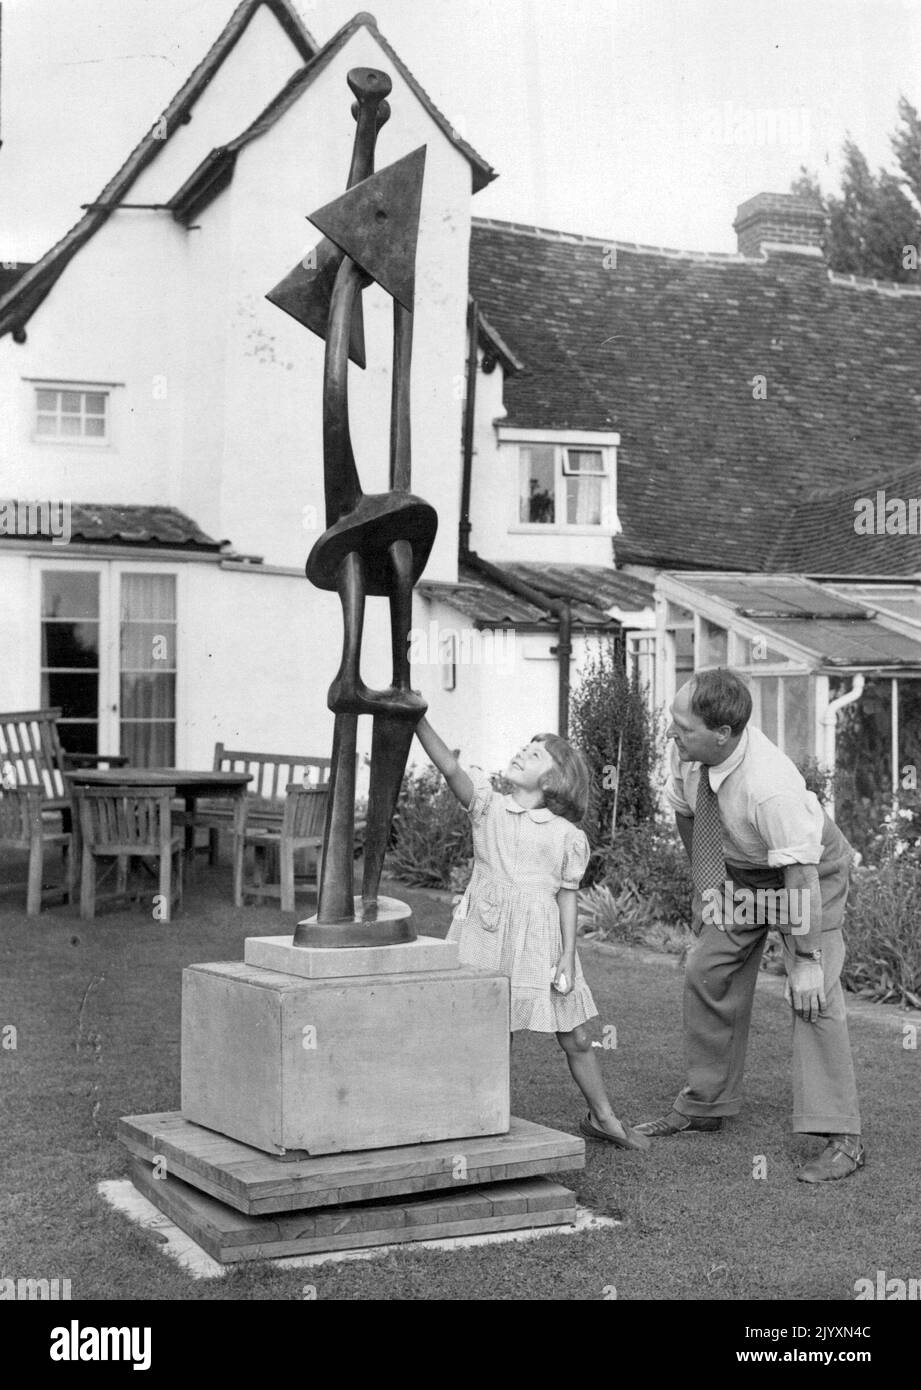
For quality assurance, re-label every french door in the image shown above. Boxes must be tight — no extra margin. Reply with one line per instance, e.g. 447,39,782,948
38,561,178,766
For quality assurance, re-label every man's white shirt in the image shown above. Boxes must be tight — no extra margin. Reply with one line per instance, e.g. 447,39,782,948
665,725,825,868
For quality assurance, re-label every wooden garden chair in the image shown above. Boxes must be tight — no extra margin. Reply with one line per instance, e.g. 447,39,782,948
240,783,328,912
193,745,332,864
75,785,182,922
0,785,74,916
0,707,127,832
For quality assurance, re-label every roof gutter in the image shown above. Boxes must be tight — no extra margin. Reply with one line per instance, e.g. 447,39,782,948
459,300,572,736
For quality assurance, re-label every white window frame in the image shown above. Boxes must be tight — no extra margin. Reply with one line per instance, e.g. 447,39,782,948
29,557,183,762
26,378,122,449
499,427,621,536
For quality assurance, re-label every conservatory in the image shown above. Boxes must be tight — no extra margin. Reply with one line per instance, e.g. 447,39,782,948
653,573,921,813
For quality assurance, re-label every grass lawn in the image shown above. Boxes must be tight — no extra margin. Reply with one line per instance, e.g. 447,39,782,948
2,855,919,1301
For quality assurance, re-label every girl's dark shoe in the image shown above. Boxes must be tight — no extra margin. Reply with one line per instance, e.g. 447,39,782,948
579,1113,651,1151
635,1109,723,1137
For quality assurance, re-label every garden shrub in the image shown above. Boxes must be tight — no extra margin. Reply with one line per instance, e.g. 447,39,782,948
569,639,660,885
580,816,693,940
843,853,921,1008
386,765,472,888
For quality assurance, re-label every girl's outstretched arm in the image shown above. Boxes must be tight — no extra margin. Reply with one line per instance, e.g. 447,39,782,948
415,717,475,808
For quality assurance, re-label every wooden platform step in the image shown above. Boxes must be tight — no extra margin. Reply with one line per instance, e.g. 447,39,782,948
118,1111,585,1216
128,1156,578,1263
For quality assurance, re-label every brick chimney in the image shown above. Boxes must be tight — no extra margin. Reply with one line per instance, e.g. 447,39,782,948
733,192,826,257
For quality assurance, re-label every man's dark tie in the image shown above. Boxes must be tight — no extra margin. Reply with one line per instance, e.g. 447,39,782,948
692,765,726,898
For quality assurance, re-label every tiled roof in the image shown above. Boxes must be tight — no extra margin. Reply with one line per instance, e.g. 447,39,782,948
170,13,495,224
418,562,646,629
0,0,318,337
0,502,225,551
767,462,921,576
469,218,921,576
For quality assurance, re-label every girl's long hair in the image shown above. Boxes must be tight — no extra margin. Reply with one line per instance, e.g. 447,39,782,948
531,733,590,825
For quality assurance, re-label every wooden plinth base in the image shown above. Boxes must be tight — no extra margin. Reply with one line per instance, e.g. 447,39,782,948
118,1111,585,1215
127,1156,577,1264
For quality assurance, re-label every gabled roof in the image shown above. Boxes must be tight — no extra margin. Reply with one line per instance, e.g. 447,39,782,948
0,7,495,333
169,12,496,226
0,0,318,338
469,218,921,577
0,502,226,552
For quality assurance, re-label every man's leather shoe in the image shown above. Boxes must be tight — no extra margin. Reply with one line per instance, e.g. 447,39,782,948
796,1134,865,1183
634,1109,723,1137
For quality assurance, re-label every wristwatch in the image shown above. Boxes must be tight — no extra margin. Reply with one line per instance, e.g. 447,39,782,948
794,948,823,962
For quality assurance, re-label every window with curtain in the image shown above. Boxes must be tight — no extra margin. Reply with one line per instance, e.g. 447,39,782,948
120,574,176,766
563,449,604,525
517,444,610,527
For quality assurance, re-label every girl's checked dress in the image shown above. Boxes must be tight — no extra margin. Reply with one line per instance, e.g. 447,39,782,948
446,768,597,1032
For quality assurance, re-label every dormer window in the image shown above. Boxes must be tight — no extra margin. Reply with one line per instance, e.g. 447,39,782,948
504,428,621,534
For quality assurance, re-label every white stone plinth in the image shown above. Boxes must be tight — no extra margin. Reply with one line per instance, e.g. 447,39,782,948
244,934,458,979
181,961,510,1156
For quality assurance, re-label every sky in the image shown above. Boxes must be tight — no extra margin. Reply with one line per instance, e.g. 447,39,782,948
1,0,920,262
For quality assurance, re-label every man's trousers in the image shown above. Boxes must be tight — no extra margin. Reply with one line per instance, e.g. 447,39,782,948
672,858,862,1135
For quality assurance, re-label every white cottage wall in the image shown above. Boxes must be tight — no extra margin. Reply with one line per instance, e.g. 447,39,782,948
215,25,471,575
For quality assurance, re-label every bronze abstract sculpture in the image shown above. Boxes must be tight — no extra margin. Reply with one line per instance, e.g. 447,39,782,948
267,68,435,947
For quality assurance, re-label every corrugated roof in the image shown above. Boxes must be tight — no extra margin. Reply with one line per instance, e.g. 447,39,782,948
469,218,921,577
0,502,225,551
418,563,635,629
502,562,653,613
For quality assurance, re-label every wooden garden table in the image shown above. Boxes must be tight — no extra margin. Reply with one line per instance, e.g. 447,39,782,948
66,768,252,904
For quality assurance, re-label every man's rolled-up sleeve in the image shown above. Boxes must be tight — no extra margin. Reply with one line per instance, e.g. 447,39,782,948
754,793,823,866
664,743,693,817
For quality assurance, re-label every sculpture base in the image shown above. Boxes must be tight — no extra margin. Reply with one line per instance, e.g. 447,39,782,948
244,933,457,978
181,960,510,1155
293,894,415,948
125,1156,578,1264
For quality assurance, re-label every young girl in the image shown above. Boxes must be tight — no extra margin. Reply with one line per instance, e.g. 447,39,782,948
415,717,649,1151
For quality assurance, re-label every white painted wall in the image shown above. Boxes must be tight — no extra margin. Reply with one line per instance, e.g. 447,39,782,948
410,591,606,773
178,562,387,781
468,363,617,565
128,5,306,208
214,23,471,575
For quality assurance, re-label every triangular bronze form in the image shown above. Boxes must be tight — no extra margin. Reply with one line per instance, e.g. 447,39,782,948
307,146,427,312
266,237,366,368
